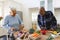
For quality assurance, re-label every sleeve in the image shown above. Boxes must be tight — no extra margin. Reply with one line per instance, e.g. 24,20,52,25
46,11,54,22
37,15,42,28
51,16,57,29
3,16,11,30
47,11,57,29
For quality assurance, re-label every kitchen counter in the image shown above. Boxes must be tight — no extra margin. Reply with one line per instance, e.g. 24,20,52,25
29,31,60,40
0,27,8,40
0,27,8,36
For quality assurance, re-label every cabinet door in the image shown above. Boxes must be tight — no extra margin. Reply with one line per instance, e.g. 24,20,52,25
16,11,23,21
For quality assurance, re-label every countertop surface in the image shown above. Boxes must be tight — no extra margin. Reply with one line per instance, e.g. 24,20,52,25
0,27,8,36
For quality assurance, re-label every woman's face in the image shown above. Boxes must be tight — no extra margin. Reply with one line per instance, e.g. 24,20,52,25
10,10,16,16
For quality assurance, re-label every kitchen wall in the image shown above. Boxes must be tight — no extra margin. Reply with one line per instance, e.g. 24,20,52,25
53,0,60,24
14,0,40,8
53,0,60,8
22,5,32,30
54,8,60,24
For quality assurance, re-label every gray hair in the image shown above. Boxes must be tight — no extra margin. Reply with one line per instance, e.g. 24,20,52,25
10,8,16,11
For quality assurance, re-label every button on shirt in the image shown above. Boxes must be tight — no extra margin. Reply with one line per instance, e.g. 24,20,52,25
3,14,22,30
39,14,46,27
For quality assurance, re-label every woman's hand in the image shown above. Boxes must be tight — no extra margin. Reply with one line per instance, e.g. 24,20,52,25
10,27,15,31
13,31,19,38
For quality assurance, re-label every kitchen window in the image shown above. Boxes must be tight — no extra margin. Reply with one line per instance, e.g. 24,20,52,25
32,12,38,23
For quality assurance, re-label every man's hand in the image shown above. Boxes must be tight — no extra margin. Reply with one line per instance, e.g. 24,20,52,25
50,28,54,31
41,27,46,30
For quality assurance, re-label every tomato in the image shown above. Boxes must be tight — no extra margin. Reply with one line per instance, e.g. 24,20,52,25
41,30,47,35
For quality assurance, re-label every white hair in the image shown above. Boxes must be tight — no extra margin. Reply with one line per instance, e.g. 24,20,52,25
10,8,16,11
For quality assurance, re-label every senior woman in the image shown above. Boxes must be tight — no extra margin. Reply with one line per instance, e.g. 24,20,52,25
3,8,23,40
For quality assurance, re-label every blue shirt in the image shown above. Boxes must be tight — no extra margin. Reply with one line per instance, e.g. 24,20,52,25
3,14,22,30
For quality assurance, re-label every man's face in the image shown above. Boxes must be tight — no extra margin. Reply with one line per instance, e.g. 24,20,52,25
39,7,45,16
10,10,16,16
